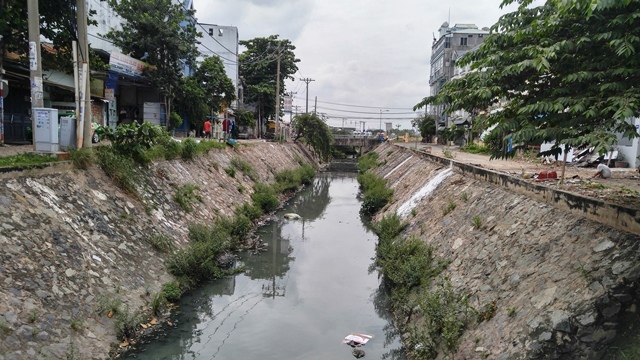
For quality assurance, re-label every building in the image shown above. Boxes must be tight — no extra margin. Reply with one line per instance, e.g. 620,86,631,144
429,22,489,131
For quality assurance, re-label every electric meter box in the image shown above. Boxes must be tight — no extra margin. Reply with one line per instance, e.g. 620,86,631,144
33,108,59,152
59,116,77,150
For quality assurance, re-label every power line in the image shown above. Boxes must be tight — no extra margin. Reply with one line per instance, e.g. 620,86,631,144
316,105,418,115
316,99,415,110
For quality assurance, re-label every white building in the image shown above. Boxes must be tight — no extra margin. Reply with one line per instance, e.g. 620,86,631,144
196,24,240,107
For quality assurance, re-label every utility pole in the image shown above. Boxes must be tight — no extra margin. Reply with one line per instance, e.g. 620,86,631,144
28,0,44,149
77,0,92,148
274,45,281,141
300,77,314,113
313,96,317,115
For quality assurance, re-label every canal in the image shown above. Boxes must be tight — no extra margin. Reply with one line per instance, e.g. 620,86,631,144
125,172,405,359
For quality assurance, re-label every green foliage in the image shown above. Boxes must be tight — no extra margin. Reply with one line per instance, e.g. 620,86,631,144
197,140,226,153
95,146,141,197
230,158,258,181
412,114,437,138
442,197,457,216
114,304,142,340
96,295,122,317
357,172,394,216
416,0,640,166
27,309,38,324
146,233,176,253
70,317,84,332
164,139,183,160
105,122,170,165
291,113,334,162
377,236,446,290
173,184,202,212
251,183,280,213
169,112,183,130
105,0,200,121
69,148,95,169
181,138,198,160
161,282,182,302
460,192,469,202
150,292,168,316
239,35,299,120
0,153,60,168
472,216,483,229
461,143,491,155
357,152,381,173
409,279,475,358
442,147,456,159
194,56,237,115
477,300,498,323
174,77,209,130
507,306,517,318
235,203,263,222
224,166,236,177
373,213,407,242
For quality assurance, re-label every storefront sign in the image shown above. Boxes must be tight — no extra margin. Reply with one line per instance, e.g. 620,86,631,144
109,52,153,79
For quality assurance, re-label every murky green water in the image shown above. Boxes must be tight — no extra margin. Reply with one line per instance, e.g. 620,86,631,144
125,173,405,359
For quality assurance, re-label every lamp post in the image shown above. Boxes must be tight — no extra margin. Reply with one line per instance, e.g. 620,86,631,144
379,109,388,133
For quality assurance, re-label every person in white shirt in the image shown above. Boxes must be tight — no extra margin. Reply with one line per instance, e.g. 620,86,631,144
593,162,612,179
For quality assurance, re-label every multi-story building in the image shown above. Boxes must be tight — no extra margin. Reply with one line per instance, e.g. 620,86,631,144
429,22,489,130
196,24,240,107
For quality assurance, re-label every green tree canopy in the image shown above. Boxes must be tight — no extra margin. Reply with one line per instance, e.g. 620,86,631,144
174,76,208,130
194,56,236,114
0,0,106,72
105,0,200,126
412,114,437,139
416,0,640,161
239,35,299,121
292,113,333,162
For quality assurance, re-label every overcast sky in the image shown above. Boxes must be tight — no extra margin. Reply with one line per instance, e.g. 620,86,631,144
193,0,520,130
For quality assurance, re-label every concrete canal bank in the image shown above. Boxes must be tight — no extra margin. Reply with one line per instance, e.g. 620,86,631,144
369,142,640,359
0,142,315,359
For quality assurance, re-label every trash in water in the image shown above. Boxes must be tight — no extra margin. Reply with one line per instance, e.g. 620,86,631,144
343,333,372,346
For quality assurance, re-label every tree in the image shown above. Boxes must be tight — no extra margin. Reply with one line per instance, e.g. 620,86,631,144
0,0,107,72
239,35,299,121
105,0,200,129
194,56,236,116
416,0,640,182
412,114,437,141
291,113,333,162
174,76,208,131
233,107,256,128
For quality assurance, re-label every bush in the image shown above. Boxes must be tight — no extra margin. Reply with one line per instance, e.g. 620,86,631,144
146,233,176,253
164,140,183,160
460,142,490,155
181,138,198,160
358,172,393,216
173,184,201,212
95,146,140,197
358,152,380,173
230,158,258,181
161,281,182,302
69,148,94,169
114,305,142,340
251,183,280,213
235,203,263,221
373,213,407,242
106,122,168,165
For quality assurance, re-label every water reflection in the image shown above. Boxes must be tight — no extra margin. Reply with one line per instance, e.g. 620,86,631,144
126,173,405,360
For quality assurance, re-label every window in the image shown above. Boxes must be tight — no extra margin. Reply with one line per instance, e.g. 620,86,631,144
218,29,224,36
460,37,468,46
479,34,484,38
468,35,473,38
445,38,451,48
209,28,213,36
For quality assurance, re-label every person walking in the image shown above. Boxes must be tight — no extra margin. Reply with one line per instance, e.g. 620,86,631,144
203,118,212,139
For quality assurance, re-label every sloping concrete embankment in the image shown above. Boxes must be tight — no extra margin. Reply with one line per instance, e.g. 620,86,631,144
370,142,640,360
0,142,315,360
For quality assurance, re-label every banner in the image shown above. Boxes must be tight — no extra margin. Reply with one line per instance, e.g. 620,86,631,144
109,52,154,79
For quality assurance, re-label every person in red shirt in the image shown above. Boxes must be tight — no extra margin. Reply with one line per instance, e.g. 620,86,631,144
203,119,212,139
222,118,231,140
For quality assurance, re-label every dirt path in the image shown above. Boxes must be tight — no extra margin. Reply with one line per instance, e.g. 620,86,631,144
395,142,640,210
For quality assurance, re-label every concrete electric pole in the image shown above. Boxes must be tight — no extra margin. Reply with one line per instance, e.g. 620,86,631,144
300,77,314,114
77,0,92,148
27,0,44,149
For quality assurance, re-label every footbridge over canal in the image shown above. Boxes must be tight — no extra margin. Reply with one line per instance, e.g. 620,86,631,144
331,135,380,154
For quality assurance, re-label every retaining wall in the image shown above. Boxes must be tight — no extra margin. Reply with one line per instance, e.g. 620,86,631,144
370,142,640,359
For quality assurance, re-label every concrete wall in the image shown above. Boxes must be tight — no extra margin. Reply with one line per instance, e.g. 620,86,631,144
0,142,315,359
370,142,640,359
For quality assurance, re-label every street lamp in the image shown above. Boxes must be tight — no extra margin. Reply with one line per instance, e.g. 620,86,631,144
379,109,389,133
